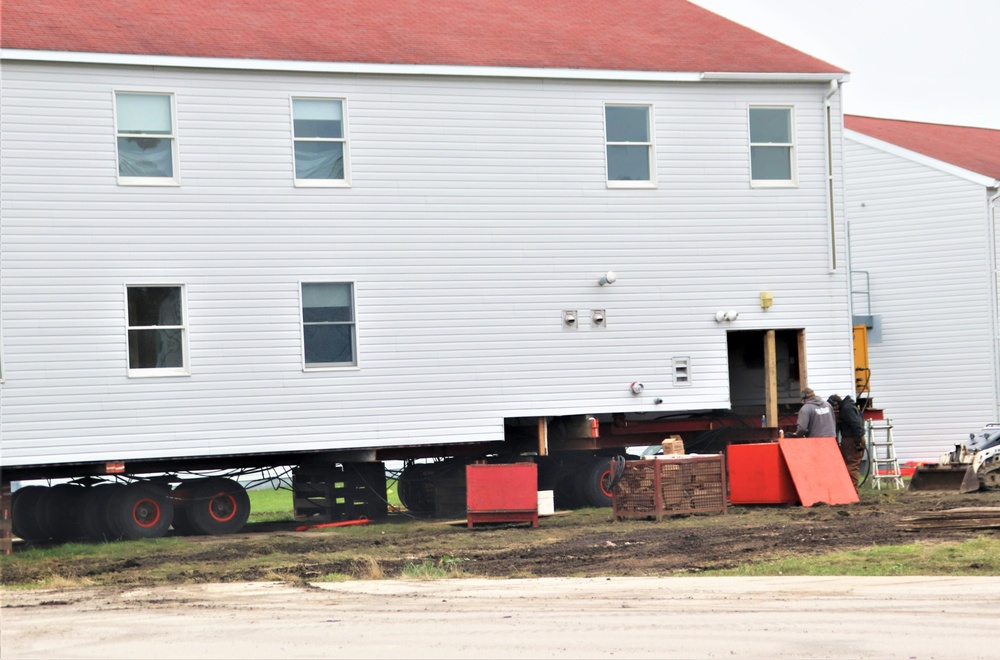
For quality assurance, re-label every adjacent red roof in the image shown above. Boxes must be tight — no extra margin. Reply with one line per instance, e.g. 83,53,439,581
846,115,1000,182
1,0,844,75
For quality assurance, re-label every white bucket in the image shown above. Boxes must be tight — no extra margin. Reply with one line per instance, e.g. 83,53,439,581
537,490,555,516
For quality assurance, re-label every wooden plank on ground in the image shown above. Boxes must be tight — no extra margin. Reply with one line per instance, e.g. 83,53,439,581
897,507,1000,531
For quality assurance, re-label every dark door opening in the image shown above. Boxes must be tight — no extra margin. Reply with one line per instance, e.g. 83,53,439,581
727,329,804,414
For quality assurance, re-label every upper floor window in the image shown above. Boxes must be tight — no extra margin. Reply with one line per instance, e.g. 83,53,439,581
605,104,654,188
749,106,796,186
115,92,178,185
292,98,349,186
301,282,357,368
126,285,189,377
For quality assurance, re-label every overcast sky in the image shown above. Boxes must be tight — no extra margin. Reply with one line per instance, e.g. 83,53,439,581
691,0,999,130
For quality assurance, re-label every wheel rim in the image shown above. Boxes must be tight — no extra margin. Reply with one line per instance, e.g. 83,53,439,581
207,493,238,523
132,498,162,528
599,469,614,497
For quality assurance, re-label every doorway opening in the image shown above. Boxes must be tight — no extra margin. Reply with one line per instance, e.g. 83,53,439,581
727,329,805,415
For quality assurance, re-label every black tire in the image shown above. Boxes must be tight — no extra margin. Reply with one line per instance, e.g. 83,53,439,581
81,483,124,542
397,464,437,514
575,457,614,508
38,484,89,542
185,478,250,535
11,486,49,542
108,482,174,540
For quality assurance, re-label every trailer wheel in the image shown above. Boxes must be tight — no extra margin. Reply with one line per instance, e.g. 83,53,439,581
397,464,437,514
81,484,124,542
185,478,250,535
575,457,614,508
108,482,174,540
38,484,89,542
11,486,49,542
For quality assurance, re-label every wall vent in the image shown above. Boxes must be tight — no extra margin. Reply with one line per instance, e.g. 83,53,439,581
672,357,691,386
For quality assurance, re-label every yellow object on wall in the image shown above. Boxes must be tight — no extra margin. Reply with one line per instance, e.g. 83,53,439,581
853,325,871,397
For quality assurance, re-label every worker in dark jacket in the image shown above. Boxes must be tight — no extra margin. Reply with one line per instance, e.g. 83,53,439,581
790,388,836,438
828,394,866,489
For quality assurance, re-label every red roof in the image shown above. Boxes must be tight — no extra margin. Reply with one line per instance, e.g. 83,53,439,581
846,115,1000,182
1,0,844,75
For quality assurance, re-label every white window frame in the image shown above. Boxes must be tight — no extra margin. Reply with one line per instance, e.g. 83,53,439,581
748,105,797,188
291,96,351,188
604,103,656,189
113,91,180,186
125,283,190,378
299,281,359,371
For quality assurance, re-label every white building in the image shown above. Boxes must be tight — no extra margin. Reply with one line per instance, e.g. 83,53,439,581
1,0,856,474
845,116,1000,461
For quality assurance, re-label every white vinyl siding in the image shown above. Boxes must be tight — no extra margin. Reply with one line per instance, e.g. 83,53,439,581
114,91,179,185
0,61,853,467
845,137,1000,461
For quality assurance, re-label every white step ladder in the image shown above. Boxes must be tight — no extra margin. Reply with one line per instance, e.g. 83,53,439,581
866,419,904,490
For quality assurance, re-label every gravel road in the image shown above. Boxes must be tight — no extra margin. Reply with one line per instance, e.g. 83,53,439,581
3,576,999,659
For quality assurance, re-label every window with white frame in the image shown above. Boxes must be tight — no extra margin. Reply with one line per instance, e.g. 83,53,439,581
292,98,349,185
301,282,356,367
126,285,189,376
115,92,178,183
749,106,796,185
605,104,654,186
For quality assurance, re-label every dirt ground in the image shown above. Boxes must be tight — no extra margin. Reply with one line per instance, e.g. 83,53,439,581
3,487,999,587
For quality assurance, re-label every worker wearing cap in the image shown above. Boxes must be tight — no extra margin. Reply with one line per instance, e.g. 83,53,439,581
828,394,865,489
790,388,836,438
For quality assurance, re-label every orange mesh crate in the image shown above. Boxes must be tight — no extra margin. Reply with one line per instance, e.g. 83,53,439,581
612,456,726,521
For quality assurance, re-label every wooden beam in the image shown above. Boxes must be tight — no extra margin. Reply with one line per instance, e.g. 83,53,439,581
764,330,778,427
797,329,808,389
538,416,548,457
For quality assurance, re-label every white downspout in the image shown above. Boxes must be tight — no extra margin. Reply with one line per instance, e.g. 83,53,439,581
824,79,840,272
989,188,1000,422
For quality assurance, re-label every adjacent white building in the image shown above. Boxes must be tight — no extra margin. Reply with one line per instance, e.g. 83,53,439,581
0,0,857,472
844,116,1000,461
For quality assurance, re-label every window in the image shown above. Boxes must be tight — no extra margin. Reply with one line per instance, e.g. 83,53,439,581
292,98,349,186
126,285,188,377
604,104,654,187
301,282,356,368
749,106,796,186
115,92,178,184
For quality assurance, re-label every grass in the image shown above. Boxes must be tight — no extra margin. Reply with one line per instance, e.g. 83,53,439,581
707,537,1000,576
246,488,295,522
401,556,471,579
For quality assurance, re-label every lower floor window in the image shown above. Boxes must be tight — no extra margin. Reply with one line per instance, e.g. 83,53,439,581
127,285,188,376
302,282,356,367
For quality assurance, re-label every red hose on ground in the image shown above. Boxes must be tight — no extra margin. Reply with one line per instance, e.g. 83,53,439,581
295,518,370,532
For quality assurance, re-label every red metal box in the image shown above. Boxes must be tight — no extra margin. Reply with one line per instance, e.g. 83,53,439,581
727,442,798,505
466,463,539,528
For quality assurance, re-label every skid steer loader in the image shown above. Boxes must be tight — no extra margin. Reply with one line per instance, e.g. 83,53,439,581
909,424,1000,492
